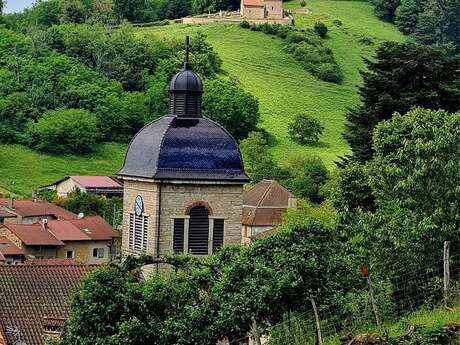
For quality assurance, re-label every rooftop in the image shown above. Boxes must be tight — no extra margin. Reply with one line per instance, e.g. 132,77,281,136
2,224,64,246
0,199,77,219
0,261,90,345
242,180,295,226
243,0,264,6
47,216,118,241
0,236,24,256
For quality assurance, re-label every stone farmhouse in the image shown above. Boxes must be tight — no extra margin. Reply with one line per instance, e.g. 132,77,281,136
117,38,249,269
240,0,283,20
37,175,123,198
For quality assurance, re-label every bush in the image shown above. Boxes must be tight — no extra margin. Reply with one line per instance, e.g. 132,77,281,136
315,62,343,83
23,108,99,154
300,0,306,7
288,114,324,145
239,20,250,28
314,21,328,37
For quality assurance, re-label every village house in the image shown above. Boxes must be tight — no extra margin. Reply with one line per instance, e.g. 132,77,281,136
0,259,91,345
240,0,283,20
242,179,297,243
0,198,77,224
117,38,249,268
36,175,123,198
0,216,118,265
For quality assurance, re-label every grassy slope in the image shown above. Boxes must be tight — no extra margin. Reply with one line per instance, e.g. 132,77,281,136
0,143,125,196
0,0,403,195
139,0,403,165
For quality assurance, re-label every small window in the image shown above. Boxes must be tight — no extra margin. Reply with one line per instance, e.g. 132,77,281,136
93,248,105,258
66,250,75,259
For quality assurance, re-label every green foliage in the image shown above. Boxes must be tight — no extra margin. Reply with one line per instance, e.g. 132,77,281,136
240,131,280,182
394,0,420,34
343,42,460,162
23,108,99,154
373,0,401,22
414,0,460,50
300,0,306,7
282,154,329,203
61,222,357,344
288,113,324,145
59,0,89,23
203,78,260,141
314,21,328,37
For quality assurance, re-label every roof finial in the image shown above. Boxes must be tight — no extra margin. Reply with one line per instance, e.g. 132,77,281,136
184,36,190,70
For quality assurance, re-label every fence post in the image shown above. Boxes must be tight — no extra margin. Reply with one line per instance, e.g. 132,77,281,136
366,274,381,328
250,317,262,345
444,241,450,308
310,295,323,345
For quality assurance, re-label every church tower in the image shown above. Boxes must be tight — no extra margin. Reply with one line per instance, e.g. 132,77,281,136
118,37,248,260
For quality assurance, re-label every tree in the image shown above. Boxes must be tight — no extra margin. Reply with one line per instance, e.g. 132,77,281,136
282,155,329,203
372,0,401,21
395,0,420,34
288,113,324,145
23,108,99,154
0,0,4,14
59,0,87,23
240,131,281,183
414,0,460,50
343,42,460,162
113,0,146,22
203,78,260,141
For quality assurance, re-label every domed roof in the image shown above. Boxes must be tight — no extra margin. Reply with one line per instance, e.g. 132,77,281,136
118,116,249,182
169,69,203,93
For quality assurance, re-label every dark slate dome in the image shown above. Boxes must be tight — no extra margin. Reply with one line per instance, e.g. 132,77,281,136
118,37,248,182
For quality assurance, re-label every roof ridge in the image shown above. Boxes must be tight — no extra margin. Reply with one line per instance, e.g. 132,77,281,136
256,180,275,208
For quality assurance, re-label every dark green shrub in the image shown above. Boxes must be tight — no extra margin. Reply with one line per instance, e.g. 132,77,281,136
288,113,324,145
315,62,343,83
239,20,250,28
23,108,99,154
300,0,306,7
314,21,328,37
332,19,342,26
286,31,308,43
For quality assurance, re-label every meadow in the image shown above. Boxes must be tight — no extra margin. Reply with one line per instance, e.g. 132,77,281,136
0,0,403,196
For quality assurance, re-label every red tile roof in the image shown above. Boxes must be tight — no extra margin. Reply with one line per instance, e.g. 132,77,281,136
0,210,15,218
243,0,264,6
0,199,77,219
71,176,122,188
47,216,117,241
242,180,295,226
0,261,90,345
2,224,64,246
0,328,5,345
0,236,24,256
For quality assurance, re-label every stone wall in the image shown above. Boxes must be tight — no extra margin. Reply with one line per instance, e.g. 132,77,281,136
56,240,112,264
182,16,292,25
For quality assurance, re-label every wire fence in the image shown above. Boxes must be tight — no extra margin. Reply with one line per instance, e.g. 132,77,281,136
232,244,459,345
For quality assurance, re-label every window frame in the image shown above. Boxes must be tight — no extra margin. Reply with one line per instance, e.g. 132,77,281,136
128,211,149,252
92,247,105,259
66,250,75,259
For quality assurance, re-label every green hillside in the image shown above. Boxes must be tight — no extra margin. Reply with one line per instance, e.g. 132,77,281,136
0,0,403,196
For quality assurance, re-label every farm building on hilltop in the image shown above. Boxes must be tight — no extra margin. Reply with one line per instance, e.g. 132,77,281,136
242,179,296,243
241,0,283,20
37,176,123,198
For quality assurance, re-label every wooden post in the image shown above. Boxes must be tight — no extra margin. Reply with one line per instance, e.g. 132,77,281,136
310,295,323,345
367,275,381,329
250,317,262,345
444,241,450,308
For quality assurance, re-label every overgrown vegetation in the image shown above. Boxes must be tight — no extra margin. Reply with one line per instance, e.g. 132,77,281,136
239,21,343,83
288,113,324,145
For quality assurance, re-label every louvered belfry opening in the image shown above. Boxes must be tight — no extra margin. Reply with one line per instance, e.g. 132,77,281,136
188,206,209,255
168,36,203,118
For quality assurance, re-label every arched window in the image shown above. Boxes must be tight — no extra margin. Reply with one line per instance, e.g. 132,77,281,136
188,206,209,255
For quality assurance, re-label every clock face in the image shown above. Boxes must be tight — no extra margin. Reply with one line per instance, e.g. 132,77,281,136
134,195,144,216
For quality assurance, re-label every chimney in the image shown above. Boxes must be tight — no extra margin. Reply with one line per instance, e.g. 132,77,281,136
7,198,14,210
42,218,48,228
